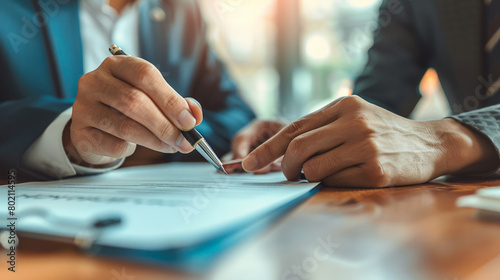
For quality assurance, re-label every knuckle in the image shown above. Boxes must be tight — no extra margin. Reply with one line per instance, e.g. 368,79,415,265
118,118,136,139
344,95,363,104
121,90,145,114
162,94,181,111
149,138,167,152
352,113,370,125
365,161,387,188
351,115,375,135
77,73,95,95
362,138,380,158
101,56,117,68
98,113,114,130
339,95,363,110
157,121,176,142
74,127,94,149
325,152,340,170
353,112,370,122
302,161,320,182
136,62,158,84
77,73,90,88
286,120,306,138
287,137,306,157
109,140,129,158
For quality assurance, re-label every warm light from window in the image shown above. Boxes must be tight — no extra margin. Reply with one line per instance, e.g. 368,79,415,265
304,33,331,64
346,0,379,8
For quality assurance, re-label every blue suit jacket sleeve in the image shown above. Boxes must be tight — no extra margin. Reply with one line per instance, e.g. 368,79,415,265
0,96,73,180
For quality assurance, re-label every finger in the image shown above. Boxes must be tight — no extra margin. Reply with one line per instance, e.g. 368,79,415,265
232,133,253,159
71,127,136,165
223,159,244,174
253,165,273,175
90,75,192,151
321,166,364,188
89,103,189,153
280,122,347,181
231,121,261,159
104,56,197,131
186,97,203,126
232,120,287,161
225,165,243,174
300,143,366,182
253,157,282,174
270,160,282,172
321,161,387,188
242,100,344,172
270,165,282,172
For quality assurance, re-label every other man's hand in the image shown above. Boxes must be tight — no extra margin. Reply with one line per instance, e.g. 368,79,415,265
65,56,203,166
242,96,499,188
229,120,286,174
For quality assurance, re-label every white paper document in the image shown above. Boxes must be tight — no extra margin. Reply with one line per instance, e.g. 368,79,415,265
0,163,318,250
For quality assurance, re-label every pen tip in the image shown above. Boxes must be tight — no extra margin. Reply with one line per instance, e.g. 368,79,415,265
218,167,229,175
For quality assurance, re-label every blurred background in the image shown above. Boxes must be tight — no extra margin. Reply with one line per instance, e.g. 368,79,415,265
197,0,451,121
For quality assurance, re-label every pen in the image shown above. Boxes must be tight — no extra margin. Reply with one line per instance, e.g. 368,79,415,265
108,44,228,175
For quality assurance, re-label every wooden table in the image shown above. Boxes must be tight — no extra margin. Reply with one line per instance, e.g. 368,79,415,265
2,177,500,280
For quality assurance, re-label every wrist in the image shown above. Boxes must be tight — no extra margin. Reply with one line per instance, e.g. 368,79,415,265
431,118,499,175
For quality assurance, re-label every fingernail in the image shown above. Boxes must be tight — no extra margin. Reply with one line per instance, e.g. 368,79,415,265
124,142,136,156
242,155,258,172
178,109,196,130
186,97,202,109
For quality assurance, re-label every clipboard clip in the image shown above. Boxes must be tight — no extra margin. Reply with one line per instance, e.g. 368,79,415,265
0,209,122,250
73,217,122,249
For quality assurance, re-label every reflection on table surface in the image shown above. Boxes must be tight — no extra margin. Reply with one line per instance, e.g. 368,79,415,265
2,178,500,280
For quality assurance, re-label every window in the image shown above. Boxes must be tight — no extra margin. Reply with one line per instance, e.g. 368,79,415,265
199,0,450,120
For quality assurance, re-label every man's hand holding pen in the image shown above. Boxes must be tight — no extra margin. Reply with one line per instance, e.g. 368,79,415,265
64,55,203,166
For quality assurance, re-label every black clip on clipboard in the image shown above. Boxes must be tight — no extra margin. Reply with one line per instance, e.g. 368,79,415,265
0,208,121,250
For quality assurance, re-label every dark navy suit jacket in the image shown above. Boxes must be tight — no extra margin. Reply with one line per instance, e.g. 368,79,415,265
354,0,500,168
0,0,255,179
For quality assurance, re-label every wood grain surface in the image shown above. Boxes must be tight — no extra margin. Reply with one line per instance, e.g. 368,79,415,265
1,177,500,280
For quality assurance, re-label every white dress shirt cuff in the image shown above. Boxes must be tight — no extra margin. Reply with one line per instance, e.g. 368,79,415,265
21,107,124,179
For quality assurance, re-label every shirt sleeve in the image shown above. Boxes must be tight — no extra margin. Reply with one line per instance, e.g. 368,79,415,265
449,104,500,176
21,107,124,179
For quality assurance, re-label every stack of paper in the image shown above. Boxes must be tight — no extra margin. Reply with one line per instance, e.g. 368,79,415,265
457,187,500,220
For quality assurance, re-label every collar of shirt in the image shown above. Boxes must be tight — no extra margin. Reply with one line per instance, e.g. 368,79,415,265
79,0,141,73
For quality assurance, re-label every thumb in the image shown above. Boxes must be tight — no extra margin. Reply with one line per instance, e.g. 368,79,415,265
185,97,203,126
